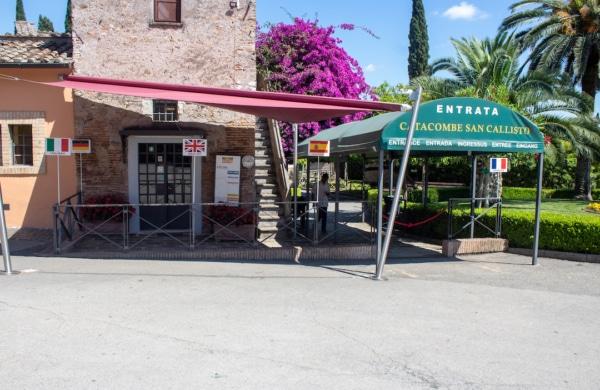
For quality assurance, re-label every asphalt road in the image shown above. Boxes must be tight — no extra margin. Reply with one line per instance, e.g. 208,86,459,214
1,254,599,389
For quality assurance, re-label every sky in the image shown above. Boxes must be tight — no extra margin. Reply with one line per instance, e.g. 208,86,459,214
0,0,514,87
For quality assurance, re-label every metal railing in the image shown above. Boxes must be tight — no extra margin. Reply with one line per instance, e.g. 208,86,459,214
53,198,375,254
447,197,502,240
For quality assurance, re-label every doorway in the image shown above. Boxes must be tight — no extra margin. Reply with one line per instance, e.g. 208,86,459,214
128,136,202,234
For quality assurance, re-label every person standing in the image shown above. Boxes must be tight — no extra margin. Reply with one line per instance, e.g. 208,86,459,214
313,173,330,234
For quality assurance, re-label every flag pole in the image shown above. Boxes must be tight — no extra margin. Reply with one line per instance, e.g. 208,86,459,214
57,156,61,205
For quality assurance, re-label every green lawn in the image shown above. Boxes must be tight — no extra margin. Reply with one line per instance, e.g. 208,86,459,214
430,199,594,216
503,200,592,215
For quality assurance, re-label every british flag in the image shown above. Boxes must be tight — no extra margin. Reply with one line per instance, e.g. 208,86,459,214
183,139,207,157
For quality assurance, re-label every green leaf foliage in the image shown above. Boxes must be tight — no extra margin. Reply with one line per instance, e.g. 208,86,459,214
379,202,600,254
16,0,26,21
408,0,429,80
65,0,72,33
37,15,54,32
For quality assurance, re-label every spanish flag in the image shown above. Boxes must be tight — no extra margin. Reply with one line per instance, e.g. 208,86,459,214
309,140,330,157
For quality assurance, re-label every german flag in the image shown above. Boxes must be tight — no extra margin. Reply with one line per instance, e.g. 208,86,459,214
71,139,91,154
308,140,330,157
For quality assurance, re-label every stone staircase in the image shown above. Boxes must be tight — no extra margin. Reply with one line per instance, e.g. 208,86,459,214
255,118,285,241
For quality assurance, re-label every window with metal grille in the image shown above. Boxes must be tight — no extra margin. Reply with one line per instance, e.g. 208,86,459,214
153,100,179,122
10,125,33,166
154,0,181,23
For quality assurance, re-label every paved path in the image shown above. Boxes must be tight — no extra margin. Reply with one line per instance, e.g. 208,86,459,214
1,254,599,389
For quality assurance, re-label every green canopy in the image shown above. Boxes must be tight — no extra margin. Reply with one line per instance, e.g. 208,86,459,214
298,111,405,156
298,97,544,157
382,97,544,154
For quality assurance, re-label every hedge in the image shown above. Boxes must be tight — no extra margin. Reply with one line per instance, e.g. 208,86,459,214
502,187,600,201
391,204,600,255
368,186,600,203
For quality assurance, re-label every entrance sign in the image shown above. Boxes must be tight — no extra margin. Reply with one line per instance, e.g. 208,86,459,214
382,97,544,154
45,138,71,156
71,139,91,154
490,157,508,173
183,138,207,157
214,155,241,204
308,140,330,157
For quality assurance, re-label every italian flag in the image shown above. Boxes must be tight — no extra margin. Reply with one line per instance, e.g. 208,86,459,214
46,138,71,155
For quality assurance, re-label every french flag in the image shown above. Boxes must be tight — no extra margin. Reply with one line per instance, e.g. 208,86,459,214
491,158,508,171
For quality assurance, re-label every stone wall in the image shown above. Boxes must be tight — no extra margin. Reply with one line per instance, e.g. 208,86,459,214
71,0,257,202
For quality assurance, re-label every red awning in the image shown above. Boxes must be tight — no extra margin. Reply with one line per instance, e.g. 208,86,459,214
43,75,403,122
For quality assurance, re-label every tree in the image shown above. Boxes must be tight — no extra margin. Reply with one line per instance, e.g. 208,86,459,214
408,0,430,80
16,0,26,21
37,15,54,32
65,0,72,33
373,82,412,105
257,18,373,153
414,32,600,199
501,0,600,199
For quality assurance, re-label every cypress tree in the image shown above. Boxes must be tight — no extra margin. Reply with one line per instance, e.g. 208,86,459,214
16,0,26,21
65,0,72,33
38,15,54,32
408,0,430,80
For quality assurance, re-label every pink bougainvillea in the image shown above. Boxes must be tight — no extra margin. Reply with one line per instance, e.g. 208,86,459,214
257,18,375,153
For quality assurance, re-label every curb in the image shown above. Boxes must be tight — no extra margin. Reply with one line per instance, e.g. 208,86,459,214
508,248,600,264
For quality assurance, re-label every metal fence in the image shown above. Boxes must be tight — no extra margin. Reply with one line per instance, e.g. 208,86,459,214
53,195,375,254
447,197,502,240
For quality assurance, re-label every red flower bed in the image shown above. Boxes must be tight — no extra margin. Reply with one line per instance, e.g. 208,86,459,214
206,205,255,226
81,194,135,222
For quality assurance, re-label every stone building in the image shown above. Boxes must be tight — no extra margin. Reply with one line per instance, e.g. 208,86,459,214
0,21,76,229
71,0,259,232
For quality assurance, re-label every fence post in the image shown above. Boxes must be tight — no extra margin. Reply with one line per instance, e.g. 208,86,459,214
447,200,453,240
122,206,128,250
470,156,478,239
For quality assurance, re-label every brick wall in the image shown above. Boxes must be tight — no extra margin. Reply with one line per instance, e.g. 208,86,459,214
0,111,46,175
72,0,257,202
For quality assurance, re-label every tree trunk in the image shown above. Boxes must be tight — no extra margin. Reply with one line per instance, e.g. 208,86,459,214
576,45,598,200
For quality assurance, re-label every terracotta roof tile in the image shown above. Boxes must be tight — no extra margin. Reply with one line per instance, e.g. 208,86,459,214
0,34,72,66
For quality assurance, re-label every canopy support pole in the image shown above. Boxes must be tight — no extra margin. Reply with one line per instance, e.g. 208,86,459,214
361,154,366,223
292,123,298,240
532,153,544,266
376,86,423,280
0,184,15,275
376,149,385,272
470,155,478,239
422,158,429,207
335,155,340,243
389,159,395,194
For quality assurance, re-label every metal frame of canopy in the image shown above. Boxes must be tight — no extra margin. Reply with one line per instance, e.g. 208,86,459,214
297,91,546,280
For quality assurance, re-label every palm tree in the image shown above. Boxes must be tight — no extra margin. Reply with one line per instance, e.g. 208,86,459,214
501,0,600,199
414,32,600,197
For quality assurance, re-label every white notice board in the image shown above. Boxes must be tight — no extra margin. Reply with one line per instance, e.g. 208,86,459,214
215,155,241,204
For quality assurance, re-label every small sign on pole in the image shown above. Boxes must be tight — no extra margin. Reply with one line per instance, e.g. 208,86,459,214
308,140,330,157
45,138,71,156
490,157,508,173
71,139,92,154
183,138,207,157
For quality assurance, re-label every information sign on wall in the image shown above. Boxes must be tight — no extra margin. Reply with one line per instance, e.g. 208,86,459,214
215,155,241,204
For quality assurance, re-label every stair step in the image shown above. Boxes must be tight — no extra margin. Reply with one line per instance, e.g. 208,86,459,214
258,193,278,200
254,178,277,185
257,221,279,229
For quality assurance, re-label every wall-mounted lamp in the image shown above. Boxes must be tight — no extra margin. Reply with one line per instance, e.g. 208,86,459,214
229,0,240,9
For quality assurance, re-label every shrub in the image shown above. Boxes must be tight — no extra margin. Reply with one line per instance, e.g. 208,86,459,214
502,187,554,200
207,205,255,226
382,203,600,254
82,194,133,222
588,202,600,213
